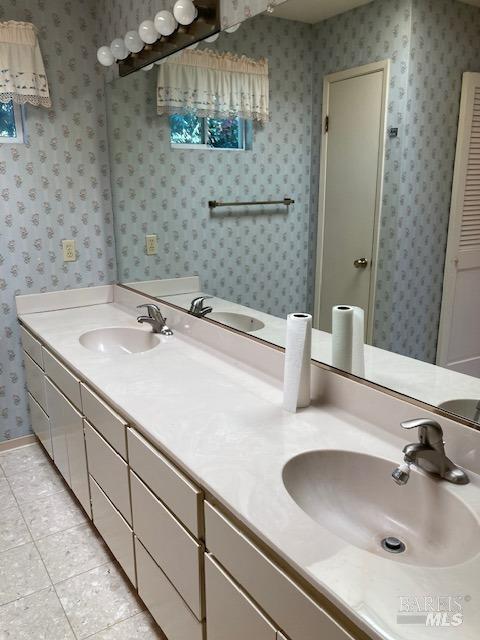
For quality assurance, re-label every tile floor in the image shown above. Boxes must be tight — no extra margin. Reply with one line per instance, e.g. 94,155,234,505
0,442,165,639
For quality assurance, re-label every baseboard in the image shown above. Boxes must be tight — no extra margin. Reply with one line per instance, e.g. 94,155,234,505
0,434,37,453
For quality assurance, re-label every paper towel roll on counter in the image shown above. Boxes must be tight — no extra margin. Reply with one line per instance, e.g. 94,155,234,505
283,313,312,413
332,305,365,377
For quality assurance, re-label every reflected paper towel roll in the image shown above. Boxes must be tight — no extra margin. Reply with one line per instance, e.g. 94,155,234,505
332,305,365,377
283,313,312,413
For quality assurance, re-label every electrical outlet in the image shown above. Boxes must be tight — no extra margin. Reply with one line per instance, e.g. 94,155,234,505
145,234,158,256
62,239,76,262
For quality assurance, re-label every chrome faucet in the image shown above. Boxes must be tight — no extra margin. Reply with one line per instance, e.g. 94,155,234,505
392,418,469,485
136,304,173,336
188,296,213,318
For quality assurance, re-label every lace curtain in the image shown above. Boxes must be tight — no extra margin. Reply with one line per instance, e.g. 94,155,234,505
157,49,269,123
0,21,51,108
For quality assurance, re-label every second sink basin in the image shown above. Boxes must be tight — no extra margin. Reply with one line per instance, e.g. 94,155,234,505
79,327,160,355
210,312,265,333
283,450,479,566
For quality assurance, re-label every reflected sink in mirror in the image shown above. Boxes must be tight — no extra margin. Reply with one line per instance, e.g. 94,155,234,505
282,450,479,567
79,328,160,355
439,399,480,423
209,312,265,333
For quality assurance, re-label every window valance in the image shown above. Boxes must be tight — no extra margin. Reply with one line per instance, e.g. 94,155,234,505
0,21,51,108
157,48,269,123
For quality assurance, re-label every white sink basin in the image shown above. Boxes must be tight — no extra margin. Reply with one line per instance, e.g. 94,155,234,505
283,450,479,566
440,399,480,422
210,312,265,333
79,327,160,355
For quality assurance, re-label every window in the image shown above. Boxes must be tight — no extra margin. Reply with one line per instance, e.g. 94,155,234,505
0,101,24,144
170,114,249,150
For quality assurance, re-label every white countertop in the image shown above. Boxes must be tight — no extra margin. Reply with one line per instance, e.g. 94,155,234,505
19,300,480,640
158,289,480,412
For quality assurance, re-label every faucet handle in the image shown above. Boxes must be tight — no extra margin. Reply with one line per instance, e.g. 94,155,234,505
400,418,444,445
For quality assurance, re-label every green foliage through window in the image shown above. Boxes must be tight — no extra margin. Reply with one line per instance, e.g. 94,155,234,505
170,114,246,149
0,101,17,138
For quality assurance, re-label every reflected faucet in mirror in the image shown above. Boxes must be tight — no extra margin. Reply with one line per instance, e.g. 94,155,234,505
392,419,469,486
189,296,213,318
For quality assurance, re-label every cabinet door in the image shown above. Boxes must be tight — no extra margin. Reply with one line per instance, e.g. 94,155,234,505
46,378,70,484
28,393,53,458
205,554,277,640
66,413,90,517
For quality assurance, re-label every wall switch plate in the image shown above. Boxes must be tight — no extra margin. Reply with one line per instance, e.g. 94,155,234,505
145,234,158,256
62,239,76,262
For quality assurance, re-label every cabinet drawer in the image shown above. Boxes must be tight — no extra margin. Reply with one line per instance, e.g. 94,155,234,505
43,348,82,410
24,352,47,412
28,393,52,458
135,538,203,640
90,478,136,586
81,384,127,459
128,428,202,538
205,503,354,640
21,327,43,369
45,378,70,484
205,554,276,640
130,472,203,620
85,422,131,524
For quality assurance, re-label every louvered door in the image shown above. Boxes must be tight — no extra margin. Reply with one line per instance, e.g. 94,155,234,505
437,73,480,375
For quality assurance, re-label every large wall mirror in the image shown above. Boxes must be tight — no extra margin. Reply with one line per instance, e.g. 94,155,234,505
107,0,480,426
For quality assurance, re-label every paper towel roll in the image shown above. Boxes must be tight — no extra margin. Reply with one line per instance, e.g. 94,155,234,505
332,305,365,376
283,313,312,413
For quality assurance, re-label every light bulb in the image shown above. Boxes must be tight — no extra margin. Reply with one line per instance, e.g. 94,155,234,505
154,10,177,36
97,46,115,66
139,20,157,44
205,33,219,43
225,23,241,33
110,38,128,60
124,30,143,53
173,0,198,26
141,63,154,71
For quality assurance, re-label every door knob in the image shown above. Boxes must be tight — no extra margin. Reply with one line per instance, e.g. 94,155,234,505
354,258,368,269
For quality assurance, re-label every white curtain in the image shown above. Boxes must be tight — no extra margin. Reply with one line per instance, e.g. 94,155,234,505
157,48,269,123
0,21,51,108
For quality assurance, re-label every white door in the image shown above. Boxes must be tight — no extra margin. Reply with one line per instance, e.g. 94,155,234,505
314,61,389,339
437,73,480,376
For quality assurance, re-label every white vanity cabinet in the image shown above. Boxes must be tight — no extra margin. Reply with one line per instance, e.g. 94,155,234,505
19,322,362,640
28,393,52,458
45,376,90,516
204,502,355,640
205,553,277,640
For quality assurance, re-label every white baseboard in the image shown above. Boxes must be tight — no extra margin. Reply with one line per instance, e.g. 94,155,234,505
0,434,37,453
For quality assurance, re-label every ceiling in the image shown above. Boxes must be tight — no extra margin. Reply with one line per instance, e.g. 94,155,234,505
272,0,374,24
272,0,480,25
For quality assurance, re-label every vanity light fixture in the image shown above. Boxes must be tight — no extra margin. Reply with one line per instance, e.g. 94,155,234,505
124,30,144,53
138,20,158,44
173,0,198,25
96,0,220,77
154,11,178,37
110,38,128,60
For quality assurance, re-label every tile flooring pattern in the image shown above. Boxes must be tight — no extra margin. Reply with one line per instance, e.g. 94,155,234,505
0,442,165,639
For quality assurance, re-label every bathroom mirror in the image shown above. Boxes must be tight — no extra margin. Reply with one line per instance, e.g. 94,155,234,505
107,0,480,426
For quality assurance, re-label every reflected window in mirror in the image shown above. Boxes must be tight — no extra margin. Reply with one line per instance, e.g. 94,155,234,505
169,114,250,150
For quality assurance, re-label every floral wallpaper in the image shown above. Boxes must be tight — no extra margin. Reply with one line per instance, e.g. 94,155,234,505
389,0,480,361
0,0,116,442
308,0,412,351
309,0,480,363
108,15,314,317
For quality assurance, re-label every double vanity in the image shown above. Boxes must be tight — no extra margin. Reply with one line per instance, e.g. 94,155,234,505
16,284,480,640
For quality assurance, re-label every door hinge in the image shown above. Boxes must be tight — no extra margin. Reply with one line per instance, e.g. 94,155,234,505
325,115,329,133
